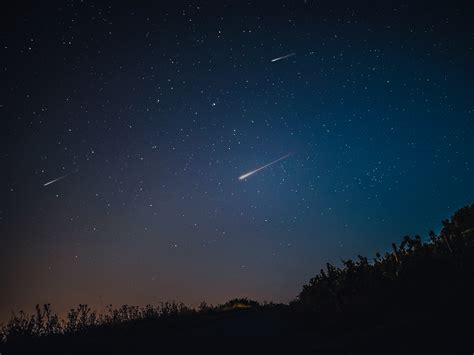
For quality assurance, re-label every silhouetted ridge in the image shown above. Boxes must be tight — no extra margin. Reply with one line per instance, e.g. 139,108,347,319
1,204,474,353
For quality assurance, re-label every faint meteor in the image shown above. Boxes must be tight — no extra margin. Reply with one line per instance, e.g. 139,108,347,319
239,154,291,181
271,52,296,62
43,170,78,187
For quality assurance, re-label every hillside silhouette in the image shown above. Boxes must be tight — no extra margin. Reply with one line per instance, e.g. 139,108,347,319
1,205,473,354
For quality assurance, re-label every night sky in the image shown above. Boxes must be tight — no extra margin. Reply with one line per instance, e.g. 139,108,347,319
1,1,473,321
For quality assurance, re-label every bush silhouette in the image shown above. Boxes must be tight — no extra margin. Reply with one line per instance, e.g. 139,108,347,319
294,204,474,324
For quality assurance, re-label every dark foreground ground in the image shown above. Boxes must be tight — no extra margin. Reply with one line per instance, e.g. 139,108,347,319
1,304,472,354
3,205,473,354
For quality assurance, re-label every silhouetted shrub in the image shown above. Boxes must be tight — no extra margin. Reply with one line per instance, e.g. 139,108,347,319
295,204,474,321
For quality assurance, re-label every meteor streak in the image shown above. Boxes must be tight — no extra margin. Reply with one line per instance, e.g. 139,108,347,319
43,170,78,187
271,52,296,62
239,154,291,181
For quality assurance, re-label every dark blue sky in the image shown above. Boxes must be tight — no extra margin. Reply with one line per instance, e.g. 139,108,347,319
1,1,473,321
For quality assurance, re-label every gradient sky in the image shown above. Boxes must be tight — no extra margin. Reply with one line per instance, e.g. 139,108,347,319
1,1,473,322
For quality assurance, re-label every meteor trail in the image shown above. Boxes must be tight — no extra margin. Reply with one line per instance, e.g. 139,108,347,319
271,52,296,62
239,154,291,181
43,170,78,187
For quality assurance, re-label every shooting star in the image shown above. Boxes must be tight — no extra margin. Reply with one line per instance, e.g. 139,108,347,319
239,154,291,181
271,52,296,63
43,170,78,187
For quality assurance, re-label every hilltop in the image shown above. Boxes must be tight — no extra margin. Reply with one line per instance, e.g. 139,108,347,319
1,205,473,354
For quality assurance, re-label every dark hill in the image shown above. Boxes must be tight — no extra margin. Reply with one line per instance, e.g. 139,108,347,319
2,205,474,354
